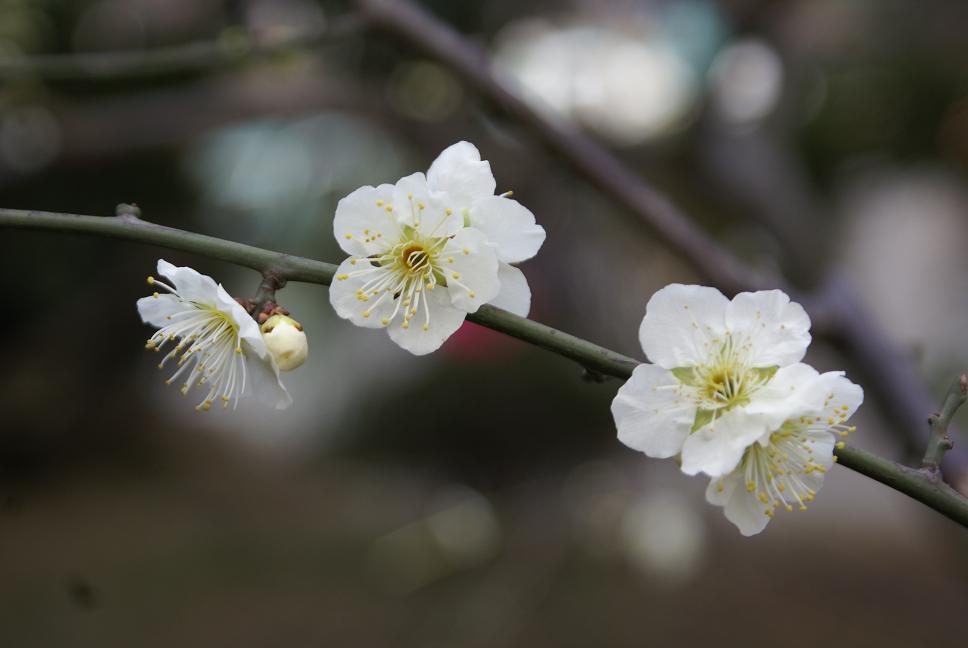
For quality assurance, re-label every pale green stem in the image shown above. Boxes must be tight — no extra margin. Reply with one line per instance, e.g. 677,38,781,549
3,205,968,531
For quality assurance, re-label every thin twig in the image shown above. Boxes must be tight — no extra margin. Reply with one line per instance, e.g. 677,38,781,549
3,205,968,530
922,374,967,473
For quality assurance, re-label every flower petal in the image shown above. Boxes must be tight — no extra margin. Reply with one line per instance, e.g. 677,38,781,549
394,172,462,238
329,258,399,329
680,409,769,477
705,473,739,507
387,285,467,355
807,371,865,423
487,262,531,317
136,293,184,327
723,485,772,536
156,259,217,303
638,284,730,368
725,289,811,367
467,196,546,263
443,228,501,312
745,362,822,429
242,340,293,410
333,183,399,257
426,141,496,206
611,364,695,459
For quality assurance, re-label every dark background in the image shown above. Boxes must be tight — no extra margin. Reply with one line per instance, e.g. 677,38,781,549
2,0,968,646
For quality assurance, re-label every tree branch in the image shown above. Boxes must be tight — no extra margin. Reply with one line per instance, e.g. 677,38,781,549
922,374,966,472
0,14,367,81
4,205,968,531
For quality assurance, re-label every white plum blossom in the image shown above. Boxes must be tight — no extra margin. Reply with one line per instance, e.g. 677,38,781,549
611,284,815,477
425,141,546,317
330,174,501,355
706,367,862,535
137,259,292,411
330,142,546,354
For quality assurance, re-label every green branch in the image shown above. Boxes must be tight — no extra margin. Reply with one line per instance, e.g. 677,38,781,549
4,205,968,531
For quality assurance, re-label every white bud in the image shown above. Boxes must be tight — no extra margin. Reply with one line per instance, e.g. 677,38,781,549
260,314,308,371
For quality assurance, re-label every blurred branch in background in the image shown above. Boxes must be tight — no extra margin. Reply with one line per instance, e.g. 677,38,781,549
0,13,367,81
348,0,968,483
4,204,968,530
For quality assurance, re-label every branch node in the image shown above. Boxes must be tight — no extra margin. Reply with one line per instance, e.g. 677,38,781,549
115,203,142,222
249,269,289,318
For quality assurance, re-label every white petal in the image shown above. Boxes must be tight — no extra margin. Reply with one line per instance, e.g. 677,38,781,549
723,486,772,536
611,364,695,459
808,371,865,422
443,228,501,312
394,172,462,238
426,141,496,206
136,293,184,327
705,473,739,507
387,286,467,355
725,290,811,367
333,183,399,257
638,284,730,369
211,282,264,346
329,258,398,329
745,363,822,429
156,259,217,303
467,196,546,263
487,263,531,317
680,410,769,477
243,340,293,410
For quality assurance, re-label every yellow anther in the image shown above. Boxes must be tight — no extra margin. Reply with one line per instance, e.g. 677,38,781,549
799,505,808,511
337,274,349,280
422,323,429,331
152,292,159,298
716,482,724,493
447,256,454,263
785,504,793,512
401,321,409,330
147,276,155,285
381,318,390,326
468,291,476,299
418,202,426,210
345,233,353,239
364,228,370,235
385,205,393,212
350,259,357,265
445,208,453,216
746,481,755,492
462,247,469,255
407,192,413,199
376,199,384,207
835,441,845,449
362,310,371,319
758,492,769,504
452,272,461,279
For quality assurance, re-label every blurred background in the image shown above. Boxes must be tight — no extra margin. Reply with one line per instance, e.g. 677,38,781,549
2,0,968,645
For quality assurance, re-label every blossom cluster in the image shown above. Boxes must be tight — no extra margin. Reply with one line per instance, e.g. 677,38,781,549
133,140,863,537
611,284,862,535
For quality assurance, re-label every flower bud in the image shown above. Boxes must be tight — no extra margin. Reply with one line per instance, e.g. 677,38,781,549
260,314,308,371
